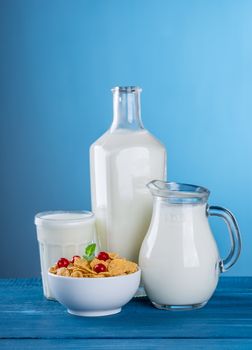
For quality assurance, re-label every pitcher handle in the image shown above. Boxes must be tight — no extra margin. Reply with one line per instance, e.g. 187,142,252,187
207,205,242,273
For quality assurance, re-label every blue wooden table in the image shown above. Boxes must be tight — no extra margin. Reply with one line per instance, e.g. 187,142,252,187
0,277,251,349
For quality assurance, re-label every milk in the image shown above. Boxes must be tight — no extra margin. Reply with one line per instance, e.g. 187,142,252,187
90,129,166,262
139,202,220,306
35,211,96,299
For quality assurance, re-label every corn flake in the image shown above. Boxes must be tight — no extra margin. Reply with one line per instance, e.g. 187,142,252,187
108,259,138,276
71,270,83,278
57,267,70,277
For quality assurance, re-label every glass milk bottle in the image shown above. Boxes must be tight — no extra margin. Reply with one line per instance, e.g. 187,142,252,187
90,86,167,262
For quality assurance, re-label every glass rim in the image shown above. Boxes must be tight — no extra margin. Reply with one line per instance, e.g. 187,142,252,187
35,210,94,226
111,86,142,93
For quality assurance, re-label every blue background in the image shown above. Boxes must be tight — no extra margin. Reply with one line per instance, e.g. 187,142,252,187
0,0,251,277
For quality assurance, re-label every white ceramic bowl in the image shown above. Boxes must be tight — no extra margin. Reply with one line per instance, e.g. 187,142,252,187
48,269,141,317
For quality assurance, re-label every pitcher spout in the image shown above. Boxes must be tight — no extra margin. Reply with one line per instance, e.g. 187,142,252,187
147,180,168,196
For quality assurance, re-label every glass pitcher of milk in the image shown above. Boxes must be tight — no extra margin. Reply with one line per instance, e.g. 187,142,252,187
90,87,167,262
139,181,241,310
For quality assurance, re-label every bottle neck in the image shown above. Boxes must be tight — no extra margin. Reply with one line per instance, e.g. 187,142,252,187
111,86,144,131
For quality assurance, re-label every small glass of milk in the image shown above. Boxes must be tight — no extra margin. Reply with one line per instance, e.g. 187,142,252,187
35,211,97,300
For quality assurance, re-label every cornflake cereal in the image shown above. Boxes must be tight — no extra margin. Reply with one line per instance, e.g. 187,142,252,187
49,251,138,278
56,267,70,277
108,259,138,276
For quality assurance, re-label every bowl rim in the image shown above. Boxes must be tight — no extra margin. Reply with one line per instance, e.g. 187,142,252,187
48,268,141,281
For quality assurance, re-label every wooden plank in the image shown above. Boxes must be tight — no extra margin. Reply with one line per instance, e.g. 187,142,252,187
0,339,252,349
0,277,252,340
1,276,251,289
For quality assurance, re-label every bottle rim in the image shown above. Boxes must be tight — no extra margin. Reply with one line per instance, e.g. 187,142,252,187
111,86,142,93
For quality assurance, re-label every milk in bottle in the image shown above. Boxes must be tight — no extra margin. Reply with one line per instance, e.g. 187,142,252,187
90,87,167,262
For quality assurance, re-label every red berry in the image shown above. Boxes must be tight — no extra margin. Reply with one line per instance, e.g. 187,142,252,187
71,255,81,263
94,263,107,273
57,258,70,268
97,251,110,261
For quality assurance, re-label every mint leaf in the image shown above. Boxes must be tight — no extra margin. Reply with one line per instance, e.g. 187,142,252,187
85,243,96,257
83,243,96,260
